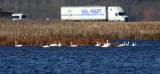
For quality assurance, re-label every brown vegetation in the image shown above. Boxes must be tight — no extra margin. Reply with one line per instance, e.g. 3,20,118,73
0,19,160,46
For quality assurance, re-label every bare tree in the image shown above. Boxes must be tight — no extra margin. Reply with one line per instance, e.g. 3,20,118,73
141,7,156,21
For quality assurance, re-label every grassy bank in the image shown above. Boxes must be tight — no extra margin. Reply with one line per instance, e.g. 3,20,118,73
0,19,160,46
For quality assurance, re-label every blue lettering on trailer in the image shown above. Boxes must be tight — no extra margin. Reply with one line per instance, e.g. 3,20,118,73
81,9,102,14
90,9,101,14
81,9,89,14
62,9,104,16
62,14,104,16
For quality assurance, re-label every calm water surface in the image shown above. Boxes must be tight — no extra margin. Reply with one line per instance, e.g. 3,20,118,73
0,40,160,74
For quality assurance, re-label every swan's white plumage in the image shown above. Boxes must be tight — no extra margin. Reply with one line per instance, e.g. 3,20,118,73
58,43,62,47
117,42,125,47
50,44,58,46
70,42,77,47
15,41,22,47
132,42,136,46
102,40,111,47
95,42,101,46
42,45,50,48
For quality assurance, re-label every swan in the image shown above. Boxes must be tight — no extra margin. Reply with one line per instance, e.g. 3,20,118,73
95,42,101,46
70,42,77,47
132,42,136,46
126,41,129,46
58,43,62,47
117,42,125,47
15,41,22,47
42,45,50,48
50,44,58,46
102,40,111,47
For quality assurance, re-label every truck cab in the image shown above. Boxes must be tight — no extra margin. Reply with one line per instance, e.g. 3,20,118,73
108,6,129,22
12,13,27,20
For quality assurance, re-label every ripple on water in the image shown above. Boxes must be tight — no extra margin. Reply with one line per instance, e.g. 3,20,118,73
0,40,160,73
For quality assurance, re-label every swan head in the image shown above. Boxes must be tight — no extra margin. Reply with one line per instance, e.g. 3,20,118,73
70,42,72,45
15,41,17,45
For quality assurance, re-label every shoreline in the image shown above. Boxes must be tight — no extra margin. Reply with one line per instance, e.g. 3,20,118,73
0,19,160,46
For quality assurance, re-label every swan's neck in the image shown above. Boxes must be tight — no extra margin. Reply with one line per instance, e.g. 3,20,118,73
15,41,17,46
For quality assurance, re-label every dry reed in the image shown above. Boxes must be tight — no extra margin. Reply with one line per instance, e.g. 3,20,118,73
0,18,160,46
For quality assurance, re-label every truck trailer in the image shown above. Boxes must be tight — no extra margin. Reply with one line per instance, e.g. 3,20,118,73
61,6,129,22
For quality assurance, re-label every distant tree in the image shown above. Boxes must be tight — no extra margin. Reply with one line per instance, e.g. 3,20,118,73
141,7,156,21
0,0,160,21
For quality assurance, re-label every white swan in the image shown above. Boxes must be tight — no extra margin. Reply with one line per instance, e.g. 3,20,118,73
58,43,62,47
102,40,111,47
132,42,136,46
70,42,77,47
42,45,50,48
95,42,101,46
15,41,22,47
117,42,125,47
126,41,129,46
50,44,58,47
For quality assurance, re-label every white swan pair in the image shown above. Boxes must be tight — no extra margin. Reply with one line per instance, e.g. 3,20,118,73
125,41,129,46
43,42,78,48
43,43,62,48
117,42,126,47
117,41,136,47
95,40,111,47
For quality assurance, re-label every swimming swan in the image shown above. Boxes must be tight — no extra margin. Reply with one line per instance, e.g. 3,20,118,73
132,42,136,46
15,41,22,47
58,43,62,47
126,41,129,46
50,44,58,46
42,45,50,48
102,40,111,47
95,42,101,46
117,42,125,47
70,42,77,47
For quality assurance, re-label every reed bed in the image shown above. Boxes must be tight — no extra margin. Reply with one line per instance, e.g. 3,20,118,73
0,18,160,46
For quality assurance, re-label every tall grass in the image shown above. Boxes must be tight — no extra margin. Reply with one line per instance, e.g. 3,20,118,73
0,18,160,46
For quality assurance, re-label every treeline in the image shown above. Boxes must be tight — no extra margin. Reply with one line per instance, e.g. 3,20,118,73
0,0,160,21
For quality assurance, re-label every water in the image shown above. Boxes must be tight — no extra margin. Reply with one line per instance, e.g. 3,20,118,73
0,40,160,74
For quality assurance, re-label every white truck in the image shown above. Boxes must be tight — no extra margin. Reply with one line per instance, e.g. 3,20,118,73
12,13,27,20
61,6,129,22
